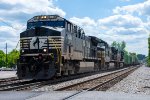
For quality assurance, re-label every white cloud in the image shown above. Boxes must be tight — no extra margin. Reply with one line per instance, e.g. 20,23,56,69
69,13,148,55
70,17,97,26
99,14,148,55
113,0,150,16
107,0,150,55
98,14,144,29
0,26,18,37
0,0,148,55
0,0,66,21
69,17,99,36
0,0,66,52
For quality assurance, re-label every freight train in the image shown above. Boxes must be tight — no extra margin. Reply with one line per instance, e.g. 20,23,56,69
17,15,139,79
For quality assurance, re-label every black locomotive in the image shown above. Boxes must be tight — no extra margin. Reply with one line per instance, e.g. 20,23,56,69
17,15,138,79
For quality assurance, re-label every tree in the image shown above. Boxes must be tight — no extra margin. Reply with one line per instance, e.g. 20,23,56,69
111,41,139,65
137,54,146,61
111,41,125,51
121,41,126,51
124,50,129,64
0,50,5,67
117,43,121,51
0,49,20,68
148,35,150,66
111,41,117,48
7,49,20,68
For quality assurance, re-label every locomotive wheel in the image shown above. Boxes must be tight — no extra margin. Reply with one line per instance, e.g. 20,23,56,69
70,67,75,75
69,62,75,75
68,70,74,75
94,63,99,71
122,63,124,67
114,62,117,69
116,62,119,69
74,63,80,74
61,71,65,76
98,62,101,71
118,62,120,69
105,63,109,70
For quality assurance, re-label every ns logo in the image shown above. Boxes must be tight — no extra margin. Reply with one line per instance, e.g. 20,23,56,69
30,37,46,49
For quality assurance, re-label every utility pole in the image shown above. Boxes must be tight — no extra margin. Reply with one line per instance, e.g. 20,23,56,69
6,43,7,68
148,35,150,67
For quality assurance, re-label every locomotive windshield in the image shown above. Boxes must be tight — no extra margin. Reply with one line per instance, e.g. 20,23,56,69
27,15,66,29
20,27,61,37
27,21,65,29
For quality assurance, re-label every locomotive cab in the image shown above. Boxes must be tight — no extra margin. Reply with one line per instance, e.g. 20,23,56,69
17,15,65,79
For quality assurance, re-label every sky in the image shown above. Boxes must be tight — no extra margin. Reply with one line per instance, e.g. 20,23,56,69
0,0,149,55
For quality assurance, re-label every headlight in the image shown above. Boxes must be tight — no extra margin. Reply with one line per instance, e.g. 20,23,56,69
43,48,47,52
22,49,24,53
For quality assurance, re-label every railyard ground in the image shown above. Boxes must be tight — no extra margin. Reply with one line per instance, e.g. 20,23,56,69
0,71,16,79
1,65,150,100
108,65,150,95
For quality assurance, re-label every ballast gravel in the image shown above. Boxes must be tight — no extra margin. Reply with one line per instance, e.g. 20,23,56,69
0,71,16,79
33,68,128,91
108,65,150,95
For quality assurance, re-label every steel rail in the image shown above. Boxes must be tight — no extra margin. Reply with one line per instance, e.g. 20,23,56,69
61,66,138,100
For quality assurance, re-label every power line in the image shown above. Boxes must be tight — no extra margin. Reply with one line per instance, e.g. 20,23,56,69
0,18,18,30
0,18,21,51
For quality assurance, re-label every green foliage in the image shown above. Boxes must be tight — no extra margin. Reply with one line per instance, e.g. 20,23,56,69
0,49,19,68
146,56,150,66
111,41,126,51
121,41,126,50
117,43,121,51
148,36,150,67
137,54,146,61
111,41,139,64
0,50,5,67
111,41,117,48
7,49,20,68
124,50,129,64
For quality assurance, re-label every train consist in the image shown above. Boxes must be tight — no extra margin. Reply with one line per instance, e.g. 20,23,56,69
17,15,139,79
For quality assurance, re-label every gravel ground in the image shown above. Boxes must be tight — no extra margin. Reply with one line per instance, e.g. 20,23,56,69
0,71,17,79
1,91,150,100
108,65,150,95
33,68,128,91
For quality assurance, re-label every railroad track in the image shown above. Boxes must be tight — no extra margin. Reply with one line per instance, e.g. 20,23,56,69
0,71,103,91
0,77,19,85
58,66,139,100
0,66,139,91
0,77,18,83
0,79,37,91
0,70,108,91
56,66,138,91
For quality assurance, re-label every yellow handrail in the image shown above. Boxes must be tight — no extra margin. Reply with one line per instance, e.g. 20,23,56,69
48,38,62,64
52,39,62,64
